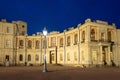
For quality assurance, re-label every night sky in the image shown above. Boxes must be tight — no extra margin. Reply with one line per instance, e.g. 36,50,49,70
0,0,120,35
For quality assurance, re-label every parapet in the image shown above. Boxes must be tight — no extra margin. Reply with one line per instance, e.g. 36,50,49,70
1,19,7,22
95,20,108,25
49,31,60,35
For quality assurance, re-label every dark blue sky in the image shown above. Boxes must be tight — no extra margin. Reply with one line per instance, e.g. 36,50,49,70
0,0,120,35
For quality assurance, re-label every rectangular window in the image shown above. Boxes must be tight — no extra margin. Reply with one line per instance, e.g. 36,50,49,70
60,38,63,47
67,53,70,61
60,53,63,61
67,36,70,46
19,55,23,61
74,34,78,45
7,27,10,33
6,40,10,48
74,52,77,61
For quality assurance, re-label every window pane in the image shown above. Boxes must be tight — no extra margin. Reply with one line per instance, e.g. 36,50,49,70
19,55,23,61
67,36,70,46
35,55,39,61
28,55,31,61
60,38,63,47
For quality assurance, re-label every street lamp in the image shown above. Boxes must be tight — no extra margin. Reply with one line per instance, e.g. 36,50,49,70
43,27,48,72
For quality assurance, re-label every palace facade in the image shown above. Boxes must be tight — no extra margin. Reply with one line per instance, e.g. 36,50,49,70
0,19,120,67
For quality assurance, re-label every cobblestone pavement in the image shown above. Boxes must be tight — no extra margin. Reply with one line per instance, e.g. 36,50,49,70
0,65,120,80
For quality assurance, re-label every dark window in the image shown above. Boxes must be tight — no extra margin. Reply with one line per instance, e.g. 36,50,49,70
5,55,9,61
19,54,23,61
82,31,85,42
22,25,25,28
108,31,111,42
22,31,25,35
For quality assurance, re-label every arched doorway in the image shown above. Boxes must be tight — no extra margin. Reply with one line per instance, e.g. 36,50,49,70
50,51,55,64
102,46,107,65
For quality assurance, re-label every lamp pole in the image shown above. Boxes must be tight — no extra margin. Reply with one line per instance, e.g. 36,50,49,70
43,27,48,72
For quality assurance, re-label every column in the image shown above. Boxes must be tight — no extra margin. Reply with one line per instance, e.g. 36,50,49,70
78,27,80,64
63,30,66,64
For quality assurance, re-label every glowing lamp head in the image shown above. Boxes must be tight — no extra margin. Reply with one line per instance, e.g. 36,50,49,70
43,27,47,36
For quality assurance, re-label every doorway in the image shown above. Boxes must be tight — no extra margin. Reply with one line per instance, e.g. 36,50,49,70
102,46,107,65
50,51,55,64
5,55,9,61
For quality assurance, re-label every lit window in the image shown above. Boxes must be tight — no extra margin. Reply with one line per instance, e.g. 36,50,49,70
35,55,39,61
67,36,70,46
42,39,47,48
7,27,10,33
101,33,105,41
28,55,31,61
51,53,54,61
35,40,40,49
28,40,32,49
60,38,63,47
60,53,63,61
74,34,78,44
82,31,85,42
90,29,95,41
81,51,84,61
51,37,56,47
74,52,77,61
6,40,10,47
19,40,24,49
67,53,70,61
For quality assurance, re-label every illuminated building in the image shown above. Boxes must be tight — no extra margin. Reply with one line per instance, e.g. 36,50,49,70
0,19,120,67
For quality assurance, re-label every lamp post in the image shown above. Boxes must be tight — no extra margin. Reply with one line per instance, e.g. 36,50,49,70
43,27,48,72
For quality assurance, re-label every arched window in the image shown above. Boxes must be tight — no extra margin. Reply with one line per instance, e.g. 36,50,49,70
74,34,78,44
35,54,39,61
19,54,23,61
82,31,85,41
28,40,32,49
19,40,24,48
60,38,63,47
35,40,40,49
90,29,95,41
28,55,31,61
108,31,111,42
67,36,70,46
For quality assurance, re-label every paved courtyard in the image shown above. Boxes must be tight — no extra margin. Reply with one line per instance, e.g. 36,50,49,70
0,65,120,80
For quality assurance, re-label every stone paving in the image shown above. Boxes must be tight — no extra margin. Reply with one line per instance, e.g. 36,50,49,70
0,65,120,80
